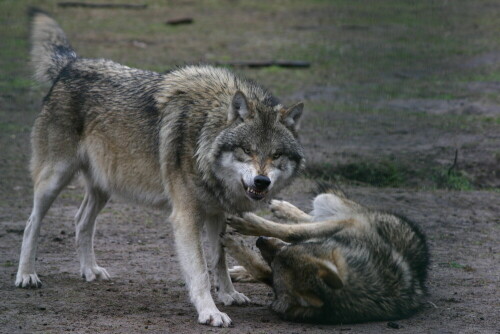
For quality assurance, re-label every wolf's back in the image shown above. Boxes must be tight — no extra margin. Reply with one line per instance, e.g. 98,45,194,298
29,7,76,83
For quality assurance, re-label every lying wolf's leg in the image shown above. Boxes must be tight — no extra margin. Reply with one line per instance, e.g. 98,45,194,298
228,213,354,242
221,233,272,285
16,162,75,288
228,266,257,283
75,182,110,282
169,200,231,327
269,199,312,223
205,214,250,306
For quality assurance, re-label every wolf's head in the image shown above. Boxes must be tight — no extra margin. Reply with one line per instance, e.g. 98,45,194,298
208,90,305,212
255,237,344,322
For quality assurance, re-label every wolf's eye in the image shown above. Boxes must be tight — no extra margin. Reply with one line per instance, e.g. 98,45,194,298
242,147,251,155
272,152,282,159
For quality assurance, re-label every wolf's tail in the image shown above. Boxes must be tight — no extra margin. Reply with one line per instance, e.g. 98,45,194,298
311,182,357,221
28,8,76,84
314,181,347,198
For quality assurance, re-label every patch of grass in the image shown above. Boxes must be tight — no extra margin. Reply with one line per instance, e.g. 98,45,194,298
2,261,15,267
336,161,406,187
433,169,473,191
0,77,34,90
0,122,30,133
306,160,476,190
305,160,408,187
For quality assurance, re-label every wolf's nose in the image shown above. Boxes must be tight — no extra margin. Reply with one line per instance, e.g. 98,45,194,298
254,175,271,191
256,236,269,248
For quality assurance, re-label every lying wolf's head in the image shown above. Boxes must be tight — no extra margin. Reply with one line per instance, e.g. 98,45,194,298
255,236,344,322
210,91,305,212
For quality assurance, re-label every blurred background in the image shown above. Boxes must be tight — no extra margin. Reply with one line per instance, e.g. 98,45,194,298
2,0,499,198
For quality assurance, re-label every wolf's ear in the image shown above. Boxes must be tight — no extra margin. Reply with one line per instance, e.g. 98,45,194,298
315,259,343,289
294,290,325,308
280,102,303,131
228,91,252,123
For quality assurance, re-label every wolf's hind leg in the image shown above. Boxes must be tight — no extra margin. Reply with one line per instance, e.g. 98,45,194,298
16,162,76,288
205,215,250,306
221,233,272,285
75,180,110,282
270,199,312,223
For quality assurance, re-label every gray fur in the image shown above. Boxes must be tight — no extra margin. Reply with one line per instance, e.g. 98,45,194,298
17,9,305,327
225,188,429,324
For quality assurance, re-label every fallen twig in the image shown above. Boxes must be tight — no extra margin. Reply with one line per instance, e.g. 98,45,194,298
216,60,310,69
448,149,459,176
58,2,147,9
428,301,438,309
166,17,194,25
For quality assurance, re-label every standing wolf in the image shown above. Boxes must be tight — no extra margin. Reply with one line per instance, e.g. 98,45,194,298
16,9,305,327
223,185,429,323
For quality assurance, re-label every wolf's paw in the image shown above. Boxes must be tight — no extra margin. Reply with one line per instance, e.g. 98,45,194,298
218,290,250,306
15,272,42,288
81,265,111,282
198,309,232,327
270,200,297,219
228,266,257,283
270,200,310,222
227,214,261,236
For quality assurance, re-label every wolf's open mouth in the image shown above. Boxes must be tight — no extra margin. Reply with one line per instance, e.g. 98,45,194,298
243,183,268,201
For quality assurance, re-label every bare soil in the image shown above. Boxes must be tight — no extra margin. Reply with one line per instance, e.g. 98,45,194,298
1,181,499,333
1,1,499,333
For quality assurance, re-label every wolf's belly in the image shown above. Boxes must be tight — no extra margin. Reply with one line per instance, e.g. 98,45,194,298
80,136,169,208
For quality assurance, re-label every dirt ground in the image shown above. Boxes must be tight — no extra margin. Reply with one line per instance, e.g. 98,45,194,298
0,1,499,333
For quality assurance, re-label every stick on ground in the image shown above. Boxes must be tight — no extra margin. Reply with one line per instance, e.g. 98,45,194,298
58,2,147,9
216,60,310,69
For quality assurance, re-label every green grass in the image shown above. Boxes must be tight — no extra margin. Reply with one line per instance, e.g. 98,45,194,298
0,122,30,133
2,261,15,267
305,161,409,188
433,169,474,191
305,160,475,190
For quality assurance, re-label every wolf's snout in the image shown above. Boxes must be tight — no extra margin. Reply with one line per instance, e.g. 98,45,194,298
256,236,268,248
254,175,271,191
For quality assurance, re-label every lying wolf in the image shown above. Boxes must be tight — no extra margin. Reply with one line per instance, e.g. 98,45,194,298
16,8,305,327
223,186,429,323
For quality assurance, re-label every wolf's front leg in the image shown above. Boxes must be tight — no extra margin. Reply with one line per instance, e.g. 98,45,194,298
228,213,352,242
205,214,250,306
170,206,231,327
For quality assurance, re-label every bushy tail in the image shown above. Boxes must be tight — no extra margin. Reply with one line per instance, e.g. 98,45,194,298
28,7,77,83
314,181,348,198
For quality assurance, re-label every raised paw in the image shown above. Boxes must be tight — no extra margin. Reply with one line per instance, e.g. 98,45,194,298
81,265,111,282
218,290,250,306
198,309,232,327
270,199,310,222
228,266,257,283
226,214,262,236
15,272,42,289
